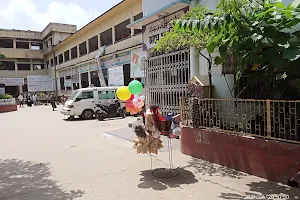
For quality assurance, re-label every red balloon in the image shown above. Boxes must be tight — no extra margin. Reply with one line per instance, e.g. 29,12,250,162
129,94,134,100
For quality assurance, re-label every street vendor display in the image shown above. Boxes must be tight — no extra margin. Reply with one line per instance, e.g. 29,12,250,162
116,80,180,178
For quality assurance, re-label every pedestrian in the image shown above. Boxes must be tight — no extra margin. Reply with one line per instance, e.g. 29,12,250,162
32,93,38,106
50,93,56,111
18,93,24,108
26,93,33,107
60,95,66,105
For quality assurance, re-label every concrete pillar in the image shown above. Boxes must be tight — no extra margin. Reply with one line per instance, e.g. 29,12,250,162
86,41,89,54
88,69,91,86
64,71,66,91
14,61,18,71
190,47,200,78
18,85,23,94
79,72,82,89
30,59,33,71
190,0,200,79
13,39,16,49
98,35,101,48
77,45,80,58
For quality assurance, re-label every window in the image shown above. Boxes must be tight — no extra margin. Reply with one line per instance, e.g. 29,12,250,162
98,91,115,100
77,91,94,100
51,59,54,66
18,64,31,70
81,72,89,88
58,54,63,64
0,61,15,70
100,29,113,46
33,64,45,70
0,39,13,48
31,42,43,50
71,46,78,59
64,50,70,62
66,76,72,90
60,77,65,90
115,19,131,42
16,41,29,49
79,41,87,56
123,64,131,85
47,61,50,68
90,71,100,87
134,13,143,35
88,36,98,53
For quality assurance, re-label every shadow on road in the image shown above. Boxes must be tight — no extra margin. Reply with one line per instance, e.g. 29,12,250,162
186,158,299,199
0,159,84,200
220,180,300,199
138,167,198,190
186,157,246,179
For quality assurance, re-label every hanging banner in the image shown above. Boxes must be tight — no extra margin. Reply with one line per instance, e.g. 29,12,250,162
100,51,131,68
71,74,79,83
115,51,131,66
0,88,5,95
131,48,147,78
65,79,72,87
108,65,124,86
95,46,107,87
27,75,54,92
0,78,24,86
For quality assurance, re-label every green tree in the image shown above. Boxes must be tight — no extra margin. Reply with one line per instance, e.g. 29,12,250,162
154,5,211,52
174,0,300,99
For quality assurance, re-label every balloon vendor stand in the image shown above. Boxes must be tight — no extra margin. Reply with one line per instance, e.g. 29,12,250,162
115,80,181,179
150,134,179,178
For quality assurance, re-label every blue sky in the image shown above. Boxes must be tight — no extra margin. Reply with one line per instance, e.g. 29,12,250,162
0,0,123,31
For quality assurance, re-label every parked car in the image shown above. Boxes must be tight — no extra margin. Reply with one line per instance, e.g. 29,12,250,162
61,86,125,120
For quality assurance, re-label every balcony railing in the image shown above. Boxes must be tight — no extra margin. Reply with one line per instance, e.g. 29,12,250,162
180,98,300,144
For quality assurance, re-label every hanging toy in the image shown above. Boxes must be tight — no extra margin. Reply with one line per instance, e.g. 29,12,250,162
132,95,145,108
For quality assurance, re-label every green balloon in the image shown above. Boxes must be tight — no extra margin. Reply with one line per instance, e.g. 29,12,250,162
128,80,143,95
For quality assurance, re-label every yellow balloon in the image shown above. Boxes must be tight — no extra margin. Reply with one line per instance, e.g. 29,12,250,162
116,86,131,101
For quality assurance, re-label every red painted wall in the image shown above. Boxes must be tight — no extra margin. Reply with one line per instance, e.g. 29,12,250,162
0,105,17,113
181,127,300,187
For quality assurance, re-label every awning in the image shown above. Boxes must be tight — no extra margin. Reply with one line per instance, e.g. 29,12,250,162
127,0,189,29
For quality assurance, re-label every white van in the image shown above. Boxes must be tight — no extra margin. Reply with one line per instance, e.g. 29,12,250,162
61,86,124,120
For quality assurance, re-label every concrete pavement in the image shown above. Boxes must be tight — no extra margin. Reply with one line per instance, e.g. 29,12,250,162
0,105,299,200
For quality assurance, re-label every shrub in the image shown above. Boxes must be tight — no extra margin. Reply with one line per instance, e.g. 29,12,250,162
0,94,13,99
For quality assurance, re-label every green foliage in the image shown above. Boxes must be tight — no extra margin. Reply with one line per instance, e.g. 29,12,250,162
174,0,300,99
154,5,211,52
0,94,13,99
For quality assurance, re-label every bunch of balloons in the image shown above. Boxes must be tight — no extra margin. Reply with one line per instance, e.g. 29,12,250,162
116,80,144,115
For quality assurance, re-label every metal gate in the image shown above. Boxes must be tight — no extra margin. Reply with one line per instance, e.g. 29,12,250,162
144,49,190,115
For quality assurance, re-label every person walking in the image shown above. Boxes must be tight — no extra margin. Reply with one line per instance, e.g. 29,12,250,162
26,93,33,107
32,93,38,106
50,93,56,111
18,93,24,108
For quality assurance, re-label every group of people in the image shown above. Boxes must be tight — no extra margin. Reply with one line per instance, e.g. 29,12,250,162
17,93,67,111
18,93,38,107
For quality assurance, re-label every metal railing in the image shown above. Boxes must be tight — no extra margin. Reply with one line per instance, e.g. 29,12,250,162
181,98,300,144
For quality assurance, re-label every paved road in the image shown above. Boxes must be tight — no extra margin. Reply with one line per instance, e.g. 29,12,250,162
0,106,299,200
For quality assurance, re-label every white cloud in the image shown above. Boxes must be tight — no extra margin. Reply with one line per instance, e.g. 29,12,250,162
0,0,100,31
